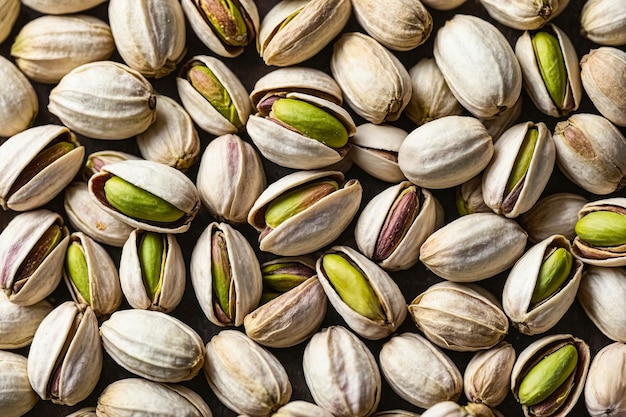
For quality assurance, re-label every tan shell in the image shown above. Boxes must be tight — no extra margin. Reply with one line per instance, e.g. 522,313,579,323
480,96,524,142
0,0,19,44
273,401,334,417
0,55,38,138
248,170,362,256
119,230,185,313
520,193,588,244
0,124,84,211
88,159,201,234
464,341,516,407
456,174,491,216
479,0,570,30
65,407,97,417
0,291,52,349
258,0,351,66
350,123,407,183
580,0,626,46
21,0,106,14
0,351,38,417
28,302,102,406
190,222,262,327
380,332,463,409
355,181,437,271
373,411,421,417
503,236,583,335
331,32,412,124
585,342,626,416
10,15,114,84
581,47,626,126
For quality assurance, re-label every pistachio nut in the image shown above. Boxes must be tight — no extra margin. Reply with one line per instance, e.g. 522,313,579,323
456,174,491,216
260,256,316,300
0,124,84,212
0,291,52,349
181,0,259,58
480,96,524,142
406,58,463,126
28,301,102,405
580,0,626,46
482,122,555,218
96,378,213,417
581,47,626,126
479,0,569,30
64,232,122,317
120,230,185,313
0,55,38,137
515,24,582,117
420,0,466,9
408,281,509,352
49,61,157,139
0,351,38,417
464,342,516,407
10,15,114,84
303,326,381,417
258,0,351,66
65,408,97,417
316,246,407,340
421,401,495,417
520,193,588,243
89,160,200,233
350,123,407,183
511,334,590,417
0,0,19,44
136,95,200,171
578,266,626,342
553,113,626,195
82,150,142,181
191,222,262,327
273,401,334,417
100,309,205,382
0,209,69,306
398,116,494,189
177,55,251,135
585,342,626,416
21,0,106,14
419,212,527,282
248,170,362,256
355,181,437,270
331,32,412,123
573,198,626,266
374,411,421,417
204,330,292,416
380,332,463,409
434,14,522,119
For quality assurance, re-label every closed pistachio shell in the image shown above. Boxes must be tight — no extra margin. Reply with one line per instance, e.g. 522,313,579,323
64,407,96,417
479,0,570,30
0,351,38,417
373,411,421,417
464,342,516,407
520,193,588,243
0,55,38,138
584,342,626,416
421,402,495,417
0,0,19,44
581,47,626,126
0,291,52,349
273,401,334,417
421,0,466,10
580,0,626,46
350,123,407,183
21,0,106,14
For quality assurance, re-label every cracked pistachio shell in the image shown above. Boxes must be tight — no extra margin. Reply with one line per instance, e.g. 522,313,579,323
398,116,494,189
244,276,326,348
177,55,251,136
350,123,407,183
511,334,590,417
420,212,527,282
28,302,102,406
21,0,105,14
109,0,186,79
49,61,157,139
136,95,200,171
480,96,524,142
0,351,38,417
120,230,185,313
409,281,509,352
482,122,555,218
248,170,362,256
271,401,334,417
479,0,569,30
303,326,381,417
0,291,52,349
64,182,134,247
503,236,582,335
553,113,626,195
456,174,491,216
316,246,407,340
578,266,626,342
380,332,463,409
0,55,38,137
65,408,96,417
83,150,142,181
406,58,462,126
464,342,516,407
355,181,437,270
585,342,626,416
197,134,265,224
352,0,432,51
64,232,122,317
515,24,582,117
520,193,588,244
100,309,205,382
580,0,626,46
434,15,522,119
332,32,412,123
581,47,626,126
573,198,626,266
258,0,351,66
88,160,200,234
0,209,69,306
0,124,84,212
191,222,262,327
96,378,213,417
10,15,114,84
181,0,259,58
204,330,292,416
0,0,19,44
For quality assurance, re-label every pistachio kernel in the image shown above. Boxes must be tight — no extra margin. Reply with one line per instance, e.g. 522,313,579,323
505,127,539,196
211,230,232,322
261,261,315,293
196,0,250,47
187,64,242,129
575,211,626,247
65,241,91,305
374,185,420,261
532,31,567,107
139,232,165,302
531,247,573,304
13,224,63,292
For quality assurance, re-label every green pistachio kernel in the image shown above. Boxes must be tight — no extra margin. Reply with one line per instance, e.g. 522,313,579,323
531,247,573,304
211,230,232,321
139,232,165,302
65,242,91,305
532,31,567,107
197,0,249,46
505,127,539,195
187,64,242,129
575,211,626,246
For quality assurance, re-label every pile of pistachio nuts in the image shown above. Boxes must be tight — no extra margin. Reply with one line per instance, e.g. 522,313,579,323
0,0,625,416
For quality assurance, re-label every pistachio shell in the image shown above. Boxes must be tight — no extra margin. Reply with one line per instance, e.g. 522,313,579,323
373,411,421,417
584,342,626,416
83,150,142,180
273,401,334,417
480,96,524,142
464,342,516,407
580,0,626,46
21,0,106,14
520,193,588,244
65,407,97,417
0,351,38,417
0,0,19,44
456,174,491,216
0,291,52,349
349,123,407,183
479,0,570,30
421,0,466,9
0,55,38,137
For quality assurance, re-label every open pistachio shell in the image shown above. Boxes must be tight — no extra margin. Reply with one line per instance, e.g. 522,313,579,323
0,351,38,417
0,53,38,138
456,174,491,216
0,291,52,349
520,193,588,244
350,124,407,183
585,342,626,416
82,150,142,181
